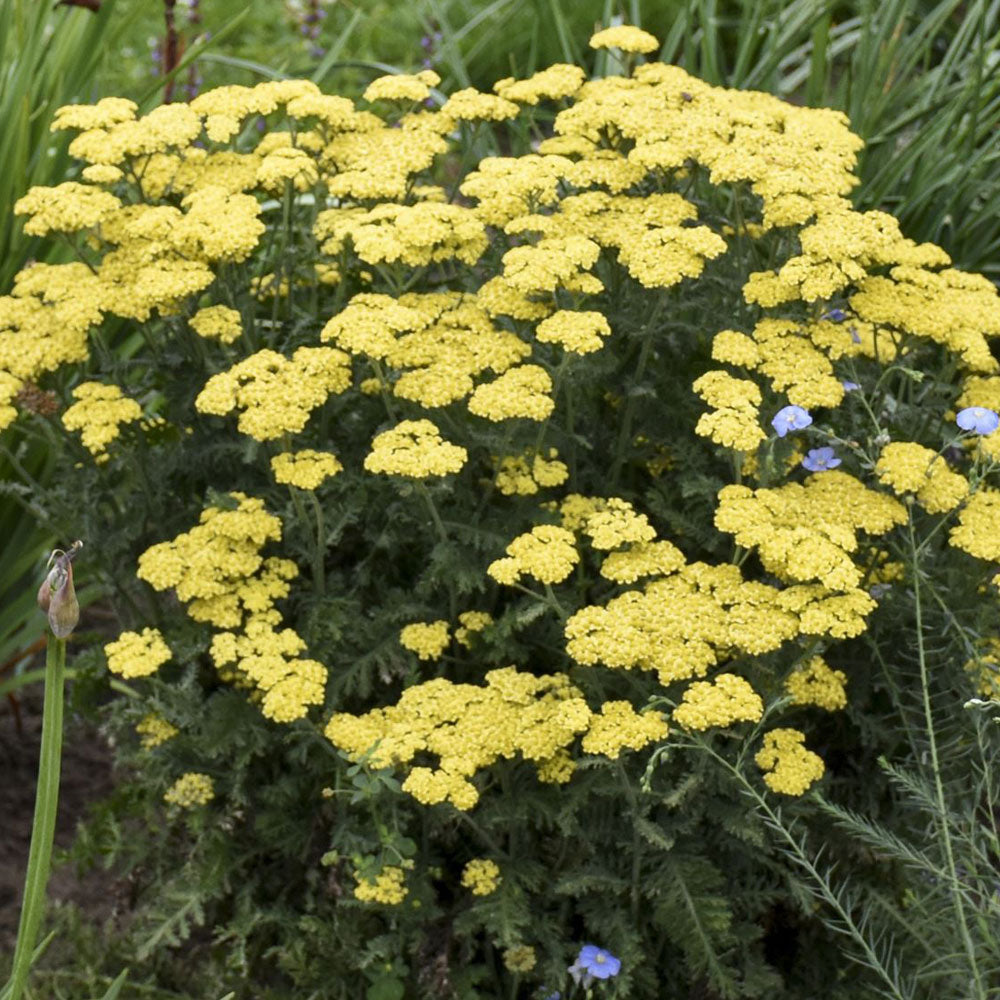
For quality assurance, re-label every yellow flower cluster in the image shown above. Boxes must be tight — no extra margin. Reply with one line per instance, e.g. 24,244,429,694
270,449,343,490
61,382,143,462
164,772,215,808
316,202,487,267
495,449,569,495
455,611,493,647
785,656,847,711
488,524,579,586
755,728,825,795
693,371,765,453
494,64,584,104
135,713,179,749
582,498,656,550
964,640,1000,698
672,674,764,730
589,25,660,53
364,419,467,477
503,946,537,973
354,866,408,905
599,540,686,584
875,442,968,513
565,557,871,685
210,616,327,722
461,858,501,895
950,490,1000,561
535,310,611,354
400,621,450,660
581,701,668,757
364,69,440,103
189,304,243,344
325,668,591,809
468,364,555,422
715,473,907,591
104,627,172,679
195,346,351,441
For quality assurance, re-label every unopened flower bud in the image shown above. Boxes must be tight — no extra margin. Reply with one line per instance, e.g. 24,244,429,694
38,541,82,638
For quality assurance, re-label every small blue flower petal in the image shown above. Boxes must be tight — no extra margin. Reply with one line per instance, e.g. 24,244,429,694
771,405,812,437
956,406,1000,435
841,381,860,392
822,308,846,322
576,944,622,980
802,446,841,473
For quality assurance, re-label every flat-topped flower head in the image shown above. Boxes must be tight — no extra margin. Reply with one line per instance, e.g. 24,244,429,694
771,404,812,437
956,406,999,435
589,25,659,54
802,446,841,473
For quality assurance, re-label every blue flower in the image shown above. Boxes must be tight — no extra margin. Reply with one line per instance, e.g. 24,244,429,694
574,944,621,980
771,405,812,437
801,447,841,473
956,406,1000,435
822,308,846,322
841,381,860,392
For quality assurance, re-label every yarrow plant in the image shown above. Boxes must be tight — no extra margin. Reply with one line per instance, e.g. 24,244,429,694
5,23,1000,999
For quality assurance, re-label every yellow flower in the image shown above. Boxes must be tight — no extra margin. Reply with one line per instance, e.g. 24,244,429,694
400,621,450,660
135,713,179,748
589,25,660,54
462,858,501,895
354,866,408,905
364,419,467,478
270,450,343,490
756,729,825,795
673,673,764,730
104,627,172,679
785,656,847,711
164,772,214,808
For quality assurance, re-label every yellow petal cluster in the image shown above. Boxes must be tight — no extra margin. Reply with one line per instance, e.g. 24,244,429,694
104,627,172,679
755,728,825,795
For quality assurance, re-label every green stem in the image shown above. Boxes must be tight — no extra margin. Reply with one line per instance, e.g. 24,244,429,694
907,512,985,999
5,635,66,1000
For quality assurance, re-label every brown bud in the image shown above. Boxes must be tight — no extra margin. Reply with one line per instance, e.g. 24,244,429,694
39,542,83,638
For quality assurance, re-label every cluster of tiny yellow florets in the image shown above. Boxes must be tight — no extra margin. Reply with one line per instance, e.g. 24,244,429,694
461,858,501,895
353,866,409,905
494,449,569,495
364,419,467,477
61,382,142,461
325,667,592,810
270,449,343,490
9,22,1000,821
785,656,848,711
876,442,968,513
672,674,764,730
104,627,172,679
164,772,215,808
400,620,450,660
135,713,179,748
195,346,351,441
715,473,907,592
488,524,580,586
755,729,825,795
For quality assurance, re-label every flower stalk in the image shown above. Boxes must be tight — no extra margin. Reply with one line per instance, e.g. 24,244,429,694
4,542,81,1000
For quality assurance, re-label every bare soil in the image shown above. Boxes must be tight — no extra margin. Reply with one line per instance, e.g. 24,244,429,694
0,684,116,959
